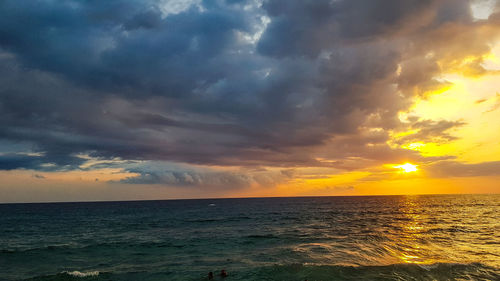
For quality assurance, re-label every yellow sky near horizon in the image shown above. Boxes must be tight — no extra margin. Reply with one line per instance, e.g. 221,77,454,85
397,50,500,162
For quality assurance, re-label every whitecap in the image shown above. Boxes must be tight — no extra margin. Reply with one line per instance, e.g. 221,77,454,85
65,270,100,277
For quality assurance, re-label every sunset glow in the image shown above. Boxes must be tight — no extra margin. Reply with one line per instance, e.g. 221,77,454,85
394,163,418,173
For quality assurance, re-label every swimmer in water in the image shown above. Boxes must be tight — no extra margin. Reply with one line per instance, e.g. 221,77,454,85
220,269,228,278
208,272,214,280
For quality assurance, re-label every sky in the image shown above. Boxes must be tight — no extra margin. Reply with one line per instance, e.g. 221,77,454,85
0,0,500,203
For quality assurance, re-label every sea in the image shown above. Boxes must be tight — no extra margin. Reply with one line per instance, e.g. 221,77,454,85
0,194,499,281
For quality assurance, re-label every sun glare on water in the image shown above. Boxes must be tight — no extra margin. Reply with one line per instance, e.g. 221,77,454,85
394,163,418,173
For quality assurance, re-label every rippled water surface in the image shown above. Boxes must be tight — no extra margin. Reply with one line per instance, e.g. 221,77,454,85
1,195,499,280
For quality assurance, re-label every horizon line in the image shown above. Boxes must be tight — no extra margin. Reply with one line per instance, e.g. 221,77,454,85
1,192,498,205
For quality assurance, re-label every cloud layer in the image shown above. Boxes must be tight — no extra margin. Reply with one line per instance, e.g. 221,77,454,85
1,0,500,187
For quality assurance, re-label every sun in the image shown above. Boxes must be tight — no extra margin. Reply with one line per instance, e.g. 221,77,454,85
394,163,418,173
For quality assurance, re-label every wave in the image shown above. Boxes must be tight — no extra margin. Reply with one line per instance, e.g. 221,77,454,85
183,216,252,223
245,234,279,239
24,271,103,281
246,263,500,281
0,240,186,254
65,271,100,277
20,263,499,281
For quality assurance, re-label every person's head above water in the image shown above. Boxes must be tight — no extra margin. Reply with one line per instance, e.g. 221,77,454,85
208,272,214,279
220,269,228,277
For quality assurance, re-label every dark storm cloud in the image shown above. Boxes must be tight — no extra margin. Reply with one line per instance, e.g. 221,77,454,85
0,0,499,177
0,153,85,171
0,154,45,171
257,0,474,58
119,168,254,187
0,0,257,97
116,162,293,188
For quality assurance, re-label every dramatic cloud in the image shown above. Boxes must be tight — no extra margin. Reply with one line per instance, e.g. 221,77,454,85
1,0,499,189
116,162,293,188
394,119,467,144
0,153,86,171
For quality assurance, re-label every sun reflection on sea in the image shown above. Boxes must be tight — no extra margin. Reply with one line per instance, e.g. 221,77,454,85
394,196,434,265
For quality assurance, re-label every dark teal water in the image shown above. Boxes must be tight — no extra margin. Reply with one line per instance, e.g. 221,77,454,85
1,195,499,280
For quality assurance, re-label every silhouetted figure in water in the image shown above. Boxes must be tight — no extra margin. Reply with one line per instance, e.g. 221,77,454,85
220,269,228,278
208,272,214,280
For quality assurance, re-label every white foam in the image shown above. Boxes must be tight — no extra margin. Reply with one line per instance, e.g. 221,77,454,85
65,270,100,277
418,264,439,271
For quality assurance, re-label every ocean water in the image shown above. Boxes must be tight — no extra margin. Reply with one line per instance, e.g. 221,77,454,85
0,195,499,281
